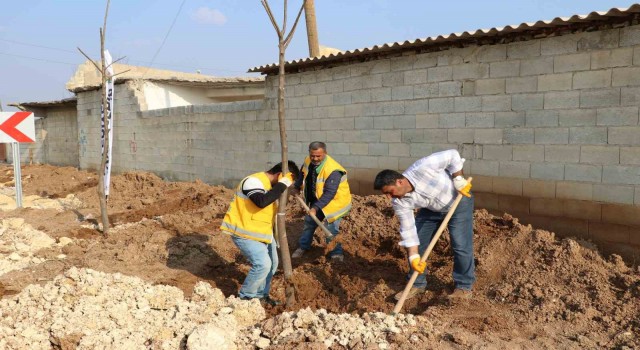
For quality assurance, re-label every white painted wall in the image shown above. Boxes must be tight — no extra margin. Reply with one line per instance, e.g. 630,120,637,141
143,82,213,110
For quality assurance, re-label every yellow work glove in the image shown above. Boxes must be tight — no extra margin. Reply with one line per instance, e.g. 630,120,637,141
409,254,426,274
453,175,472,197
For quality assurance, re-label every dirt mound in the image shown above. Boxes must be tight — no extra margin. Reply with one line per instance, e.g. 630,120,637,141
0,164,638,348
482,214,639,346
81,172,233,227
15,164,98,199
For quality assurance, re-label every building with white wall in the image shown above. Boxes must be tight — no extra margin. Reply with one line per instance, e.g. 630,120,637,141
66,61,265,109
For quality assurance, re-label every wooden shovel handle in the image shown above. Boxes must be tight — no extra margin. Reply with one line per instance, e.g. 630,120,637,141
391,177,472,315
294,195,334,239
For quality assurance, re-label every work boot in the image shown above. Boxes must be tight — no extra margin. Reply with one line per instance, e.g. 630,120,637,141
261,296,282,306
394,286,426,301
330,254,344,262
292,248,306,258
446,288,473,301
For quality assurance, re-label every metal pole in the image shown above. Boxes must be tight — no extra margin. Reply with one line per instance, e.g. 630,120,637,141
12,142,22,208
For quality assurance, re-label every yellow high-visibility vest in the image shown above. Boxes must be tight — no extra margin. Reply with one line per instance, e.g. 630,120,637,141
220,172,276,243
301,155,352,223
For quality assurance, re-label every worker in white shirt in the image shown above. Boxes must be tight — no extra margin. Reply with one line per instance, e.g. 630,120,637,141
373,149,475,301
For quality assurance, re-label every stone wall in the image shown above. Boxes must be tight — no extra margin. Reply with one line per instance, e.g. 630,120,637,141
40,107,79,167
77,81,273,188
6,106,78,167
260,25,640,258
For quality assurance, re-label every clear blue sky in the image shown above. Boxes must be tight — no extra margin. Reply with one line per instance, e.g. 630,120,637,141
0,0,635,111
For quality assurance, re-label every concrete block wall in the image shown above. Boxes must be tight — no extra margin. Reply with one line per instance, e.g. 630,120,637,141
38,107,79,166
77,81,273,188
261,25,640,260
5,112,73,166
69,25,640,260
6,126,44,166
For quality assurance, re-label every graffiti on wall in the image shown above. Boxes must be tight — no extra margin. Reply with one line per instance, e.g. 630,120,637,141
79,129,87,156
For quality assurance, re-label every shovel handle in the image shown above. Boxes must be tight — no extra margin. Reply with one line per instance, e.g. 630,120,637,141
391,177,472,315
294,195,334,239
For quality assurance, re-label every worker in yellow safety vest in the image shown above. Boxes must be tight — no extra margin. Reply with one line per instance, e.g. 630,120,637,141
220,161,300,306
291,142,352,262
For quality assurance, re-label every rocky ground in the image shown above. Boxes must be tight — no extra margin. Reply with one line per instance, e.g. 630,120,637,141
0,164,638,349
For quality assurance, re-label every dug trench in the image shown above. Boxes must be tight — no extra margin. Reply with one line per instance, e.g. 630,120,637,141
0,164,638,348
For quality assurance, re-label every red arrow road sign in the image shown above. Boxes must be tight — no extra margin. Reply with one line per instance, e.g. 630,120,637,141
0,112,35,143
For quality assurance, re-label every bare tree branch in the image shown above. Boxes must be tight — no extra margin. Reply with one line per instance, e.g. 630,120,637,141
103,0,111,42
99,28,106,76
261,0,282,38
284,0,307,48
283,0,288,35
77,47,102,72
104,56,127,73
110,56,127,65
111,69,132,78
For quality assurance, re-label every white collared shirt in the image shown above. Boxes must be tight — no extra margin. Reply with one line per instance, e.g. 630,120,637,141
392,149,465,247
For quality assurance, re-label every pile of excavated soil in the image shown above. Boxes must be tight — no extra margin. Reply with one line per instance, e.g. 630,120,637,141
0,164,637,349
0,267,265,349
0,218,60,275
0,266,424,349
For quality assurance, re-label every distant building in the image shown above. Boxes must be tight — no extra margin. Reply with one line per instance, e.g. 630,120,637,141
8,97,78,166
9,63,265,166
66,61,265,109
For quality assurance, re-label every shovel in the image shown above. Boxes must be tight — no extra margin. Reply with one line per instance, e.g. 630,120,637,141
391,177,472,316
294,194,335,240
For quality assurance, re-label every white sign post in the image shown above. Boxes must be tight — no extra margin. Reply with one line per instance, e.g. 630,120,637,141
0,112,36,208
12,143,22,207
102,50,115,198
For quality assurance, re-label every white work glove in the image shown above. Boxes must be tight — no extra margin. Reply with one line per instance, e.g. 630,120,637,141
453,175,472,197
278,173,293,187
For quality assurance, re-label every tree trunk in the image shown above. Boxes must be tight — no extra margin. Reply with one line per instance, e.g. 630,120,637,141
261,0,307,308
76,0,112,235
275,43,295,306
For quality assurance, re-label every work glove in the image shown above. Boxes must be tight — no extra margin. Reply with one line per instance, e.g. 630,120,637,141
278,173,294,187
409,254,426,274
453,175,472,198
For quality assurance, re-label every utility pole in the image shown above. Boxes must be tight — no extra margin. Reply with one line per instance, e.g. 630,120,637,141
304,0,320,57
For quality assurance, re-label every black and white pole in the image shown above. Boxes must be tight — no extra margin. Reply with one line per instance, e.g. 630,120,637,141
12,142,22,208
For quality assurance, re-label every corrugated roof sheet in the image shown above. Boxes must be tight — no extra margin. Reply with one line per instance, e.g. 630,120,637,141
249,4,640,74
9,97,77,108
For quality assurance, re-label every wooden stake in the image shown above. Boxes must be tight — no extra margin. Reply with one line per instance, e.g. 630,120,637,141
261,0,308,307
77,0,112,235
